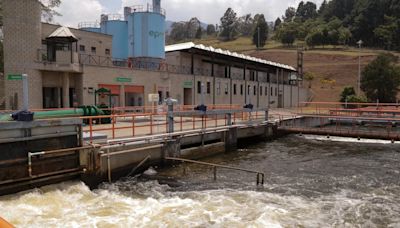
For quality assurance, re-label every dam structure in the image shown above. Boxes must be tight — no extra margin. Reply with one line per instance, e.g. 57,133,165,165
0,0,312,196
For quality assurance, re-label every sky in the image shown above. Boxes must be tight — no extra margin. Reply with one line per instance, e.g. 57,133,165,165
53,0,324,28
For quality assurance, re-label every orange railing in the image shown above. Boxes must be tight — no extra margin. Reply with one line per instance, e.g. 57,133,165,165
80,110,268,143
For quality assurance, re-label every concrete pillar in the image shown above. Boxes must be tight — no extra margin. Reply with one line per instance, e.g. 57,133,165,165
120,85,126,107
161,139,181,165
225,127,238,152
56,88,61,108
62,73,70,108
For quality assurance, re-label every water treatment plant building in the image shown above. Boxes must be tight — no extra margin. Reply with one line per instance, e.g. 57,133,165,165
2,0,308,110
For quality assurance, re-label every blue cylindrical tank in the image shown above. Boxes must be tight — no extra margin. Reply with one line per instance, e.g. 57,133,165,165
100,20,129,59
128,12,165,59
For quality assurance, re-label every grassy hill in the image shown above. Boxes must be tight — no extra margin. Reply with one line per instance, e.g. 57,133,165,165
193,37,399,103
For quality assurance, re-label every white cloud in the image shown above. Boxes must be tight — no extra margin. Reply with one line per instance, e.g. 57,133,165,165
53,0,104,28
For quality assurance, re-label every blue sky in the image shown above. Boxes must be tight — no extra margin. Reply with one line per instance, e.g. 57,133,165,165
54,0,323,28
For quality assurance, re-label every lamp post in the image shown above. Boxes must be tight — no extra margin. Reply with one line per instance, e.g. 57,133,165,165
357,40,363,96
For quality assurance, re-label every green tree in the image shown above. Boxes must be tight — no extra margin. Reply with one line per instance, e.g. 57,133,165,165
40,0,62,22
339,86,356,102
276,22,297,46
274,17,282,31
283,7,296,22
361,54,400,103
237,14,254,36
195,27,202,39
219,8,239,41
252,14,268,48
206,24,216,36
296,1,317,21
374,15,400,50
168,22,188,42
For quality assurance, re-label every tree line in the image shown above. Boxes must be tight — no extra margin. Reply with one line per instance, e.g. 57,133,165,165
275,0,400,50
167,8,269,48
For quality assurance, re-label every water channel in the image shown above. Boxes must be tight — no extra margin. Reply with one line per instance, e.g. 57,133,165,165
1,135,399,227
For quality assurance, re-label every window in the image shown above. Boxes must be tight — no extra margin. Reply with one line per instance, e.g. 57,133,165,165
217,82,221,95
250,71,256,81
265,87,268,96
79,45,85,52
207,82,211,94
91,47,96,54
225,83,229,95
166,91,170,98
240,84,243,95
197,81,202,94
224,66,229,78
248,85,250,95
233,84,237,95
260,86,262,96
271,87,273,96
253,86,256,95
105,49,110,55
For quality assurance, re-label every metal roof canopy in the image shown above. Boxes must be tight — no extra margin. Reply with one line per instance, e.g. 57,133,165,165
47,26,78,42
165,42,297,72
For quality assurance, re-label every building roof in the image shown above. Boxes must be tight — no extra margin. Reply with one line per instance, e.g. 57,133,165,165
47,26,78,42
165,42,296,71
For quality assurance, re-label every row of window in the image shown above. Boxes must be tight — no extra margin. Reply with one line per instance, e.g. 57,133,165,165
196,81,279,97
79,45,110,55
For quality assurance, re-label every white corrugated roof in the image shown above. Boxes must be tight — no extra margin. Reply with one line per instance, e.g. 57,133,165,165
165,42,296,71
48,26,78,41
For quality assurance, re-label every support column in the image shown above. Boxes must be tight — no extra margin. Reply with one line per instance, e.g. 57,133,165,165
62,73,70,108
120,84,126,107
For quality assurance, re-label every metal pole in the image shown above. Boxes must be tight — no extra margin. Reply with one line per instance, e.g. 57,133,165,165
357,40,363,96
200,83,205,105
22,74,29,111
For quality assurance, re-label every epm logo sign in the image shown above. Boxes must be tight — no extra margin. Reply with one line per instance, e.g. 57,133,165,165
149,31,164,39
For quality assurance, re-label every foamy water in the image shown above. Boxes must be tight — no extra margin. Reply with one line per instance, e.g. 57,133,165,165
1,136,400,227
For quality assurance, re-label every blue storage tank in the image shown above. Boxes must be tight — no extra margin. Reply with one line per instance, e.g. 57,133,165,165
100,18,129,60
78,22,101,33
128,11,165,59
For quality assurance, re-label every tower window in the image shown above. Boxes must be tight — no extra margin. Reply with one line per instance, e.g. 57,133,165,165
105,49,110,55
91,47,96,54
79,45,85,52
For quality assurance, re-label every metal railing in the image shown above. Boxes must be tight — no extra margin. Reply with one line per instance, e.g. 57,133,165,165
165,157,265,185
78,22,100,29
128,5,166,16
80,108,268,143
277,113,400,141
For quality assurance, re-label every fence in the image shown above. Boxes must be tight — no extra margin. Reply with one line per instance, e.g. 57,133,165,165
81,109,269,143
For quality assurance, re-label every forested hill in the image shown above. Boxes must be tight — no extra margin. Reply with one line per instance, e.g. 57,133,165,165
276,0,400,50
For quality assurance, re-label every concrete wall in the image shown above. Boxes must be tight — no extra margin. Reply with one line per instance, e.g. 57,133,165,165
3,0,42,109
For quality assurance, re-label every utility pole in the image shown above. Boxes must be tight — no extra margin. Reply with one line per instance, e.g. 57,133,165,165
257,27,260,50
357,40,363,96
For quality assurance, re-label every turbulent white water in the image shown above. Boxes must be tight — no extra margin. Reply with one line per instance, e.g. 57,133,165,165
1,136,400,227
2,180,398,228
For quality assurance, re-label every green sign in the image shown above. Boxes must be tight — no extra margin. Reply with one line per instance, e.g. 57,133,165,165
183,81,193,88
116,77,132,83
7,74,23,80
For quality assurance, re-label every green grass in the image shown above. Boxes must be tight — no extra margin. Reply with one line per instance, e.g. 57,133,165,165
189,36,394,57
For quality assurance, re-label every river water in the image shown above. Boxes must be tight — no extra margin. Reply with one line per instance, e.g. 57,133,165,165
1,135,400,227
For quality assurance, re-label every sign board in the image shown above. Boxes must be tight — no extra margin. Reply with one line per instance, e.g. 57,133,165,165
7,74,23,80
183,81,193,88
116,77,132,83
148,93,160,102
